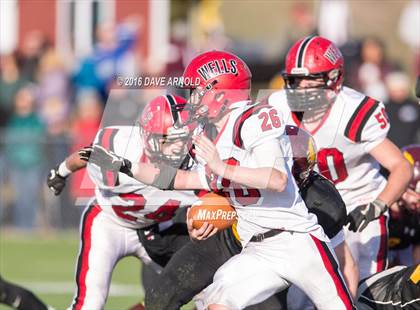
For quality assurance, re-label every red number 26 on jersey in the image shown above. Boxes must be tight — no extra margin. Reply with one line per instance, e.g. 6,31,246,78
258,108,281,132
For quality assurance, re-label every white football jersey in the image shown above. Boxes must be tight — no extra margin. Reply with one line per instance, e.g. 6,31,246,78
196,101,326,244
269,87,389,211
87,126,197,229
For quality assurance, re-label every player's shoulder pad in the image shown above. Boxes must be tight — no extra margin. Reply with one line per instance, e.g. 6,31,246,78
267,89,290,110
232,99,283,149
343,93,382,143
94,126,120,149
95,125,136,150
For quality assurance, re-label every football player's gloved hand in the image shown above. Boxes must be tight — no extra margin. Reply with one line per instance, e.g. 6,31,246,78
90,145,133,177
47,166,66,195
78,145,93,161
346,199,388,232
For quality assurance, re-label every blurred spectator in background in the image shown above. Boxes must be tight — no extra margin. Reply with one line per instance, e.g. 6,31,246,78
37,48,70,117
0,54,29,127
36,48,72,227
4,87,45,230
348,37,399,102
69,90,102,202
167,20,189,77
17,31,49,82
260,2,317,86
289,2,317,40
73,19,139,101
190,0,230,54
385,72,420,148
42,95,73,228
273,2,317,80
318,0,349,47
399,0,420,75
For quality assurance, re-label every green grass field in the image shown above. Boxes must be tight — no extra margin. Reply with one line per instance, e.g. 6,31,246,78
0,230,144,310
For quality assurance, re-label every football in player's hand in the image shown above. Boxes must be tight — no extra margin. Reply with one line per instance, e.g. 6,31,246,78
188,193,236,230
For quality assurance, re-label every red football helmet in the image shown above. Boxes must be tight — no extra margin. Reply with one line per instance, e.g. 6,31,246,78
140,95,193,166
402,144,420,193
282,36,344,112
182,50,251,120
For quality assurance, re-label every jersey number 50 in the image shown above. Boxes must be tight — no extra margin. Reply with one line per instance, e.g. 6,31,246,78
317,148,348,184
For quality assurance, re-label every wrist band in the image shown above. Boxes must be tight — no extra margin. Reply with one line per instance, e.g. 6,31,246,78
373,199,388,212
152,163,177,190
58,161,72,177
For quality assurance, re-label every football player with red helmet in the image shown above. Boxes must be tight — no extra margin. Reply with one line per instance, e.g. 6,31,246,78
141,125,351,310
47,94,199,310
90,50,355,310
140,95,194,167
269,36,413,281
281,35,344,115
181,50,252,121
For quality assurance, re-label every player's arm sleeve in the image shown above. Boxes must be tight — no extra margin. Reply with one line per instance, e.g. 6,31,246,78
240,106,285,149
251,139,287,174
87,126,131,190
359,101,390,152
86,129,103,185
344,98,390,151
240,106,287,173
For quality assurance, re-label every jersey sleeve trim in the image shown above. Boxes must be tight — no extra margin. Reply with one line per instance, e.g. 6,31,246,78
232,102,271,149
344,96,379,142
97,128,120,186
98,128,118,150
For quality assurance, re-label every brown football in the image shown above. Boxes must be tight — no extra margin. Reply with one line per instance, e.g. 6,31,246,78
188,193,237,230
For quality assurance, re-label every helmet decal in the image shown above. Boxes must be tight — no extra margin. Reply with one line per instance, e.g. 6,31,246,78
182,50,251,119
323,44,342,65
143,111,154,125
197,59,238,81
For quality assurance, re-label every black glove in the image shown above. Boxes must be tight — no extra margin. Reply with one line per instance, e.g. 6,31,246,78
78,145,93,161
47,166,67,195
346,199,388,232
89,145,133,177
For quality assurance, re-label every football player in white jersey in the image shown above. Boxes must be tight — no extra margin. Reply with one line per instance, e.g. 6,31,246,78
47,95,198,310
268,36,413,280
90,51,355,309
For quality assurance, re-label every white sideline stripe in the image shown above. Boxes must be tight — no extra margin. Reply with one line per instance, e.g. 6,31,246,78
15,281,143,297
